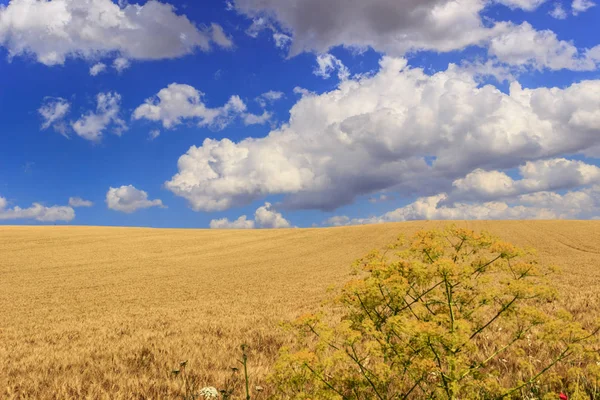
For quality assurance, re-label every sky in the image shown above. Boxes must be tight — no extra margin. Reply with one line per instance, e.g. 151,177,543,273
0,0,599,228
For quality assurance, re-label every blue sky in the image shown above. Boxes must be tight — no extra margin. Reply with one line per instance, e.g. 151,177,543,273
0,0,599,228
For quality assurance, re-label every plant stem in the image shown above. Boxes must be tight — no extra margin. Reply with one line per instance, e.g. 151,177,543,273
241,345,251,400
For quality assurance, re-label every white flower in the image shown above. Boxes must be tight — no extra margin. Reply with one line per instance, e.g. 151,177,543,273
199,386,219,399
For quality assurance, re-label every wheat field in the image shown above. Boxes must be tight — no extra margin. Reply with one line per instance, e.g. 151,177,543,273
1,221,600,399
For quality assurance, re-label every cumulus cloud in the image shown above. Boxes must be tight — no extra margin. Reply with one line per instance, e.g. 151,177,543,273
106,185,164,213
89,62,107,76
573,0,596,14
0,196,75,222
233,0,502,56
488,22,599,71
165,57,600,213
39,97,70,135
254,202,292,228
72,92,127,142
451,159,600,201
455,59,516,83
68,197,93,208
0,0,233,66
132,83,248,130
325,185,600,226
210,215,255,229
324,215,352,227
209,202,292,229
233,0,599,73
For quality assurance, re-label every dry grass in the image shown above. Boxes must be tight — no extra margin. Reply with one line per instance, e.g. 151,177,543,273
1,221,600,399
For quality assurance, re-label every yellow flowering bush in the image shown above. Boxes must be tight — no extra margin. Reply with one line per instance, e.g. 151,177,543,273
270,226,600,399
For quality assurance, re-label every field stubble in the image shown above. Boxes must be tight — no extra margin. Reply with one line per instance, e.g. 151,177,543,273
1,221,600,399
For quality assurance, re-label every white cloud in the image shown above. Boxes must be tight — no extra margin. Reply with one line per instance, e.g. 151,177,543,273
549,2,568,18
256,90,284,107
210,22,234,48
106,185,164,213
0,196,75,222
314,53,350,81
0,0,233,66
325,215,352,227
456,59,515,82
243,110,272,125
209,202,292,229
112,57,130,73
451,158,600,201
292,87,313,97
39,97,70,135
273,32,292,49
149,129,161,140
261,90,284,101
165,57,600,213
72,92,127,142
325,158,600,225
254,202,292,228
573,0,596,14
325,186,600,226
495,0,547,10
488,22,598,71
68,197,93,208
233,0,501,56
210,215,255,229
132,83,247,130
234,0,598,73
89,62,107,76
245,16,272,38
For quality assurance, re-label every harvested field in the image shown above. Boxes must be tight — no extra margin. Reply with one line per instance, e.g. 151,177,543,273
1,221,600,399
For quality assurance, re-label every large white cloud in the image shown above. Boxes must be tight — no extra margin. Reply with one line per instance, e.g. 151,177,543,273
72,92,127,142
165,57,600,212
452,158,600,201
233,0,600,73
488,22,599,71
233,0,500,56
210,202,292,229
325,185,600,226
0,0,232,66
0,196,75,222
106,185,164,213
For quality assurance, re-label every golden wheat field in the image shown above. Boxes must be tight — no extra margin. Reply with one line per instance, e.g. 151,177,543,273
1,221,600,399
